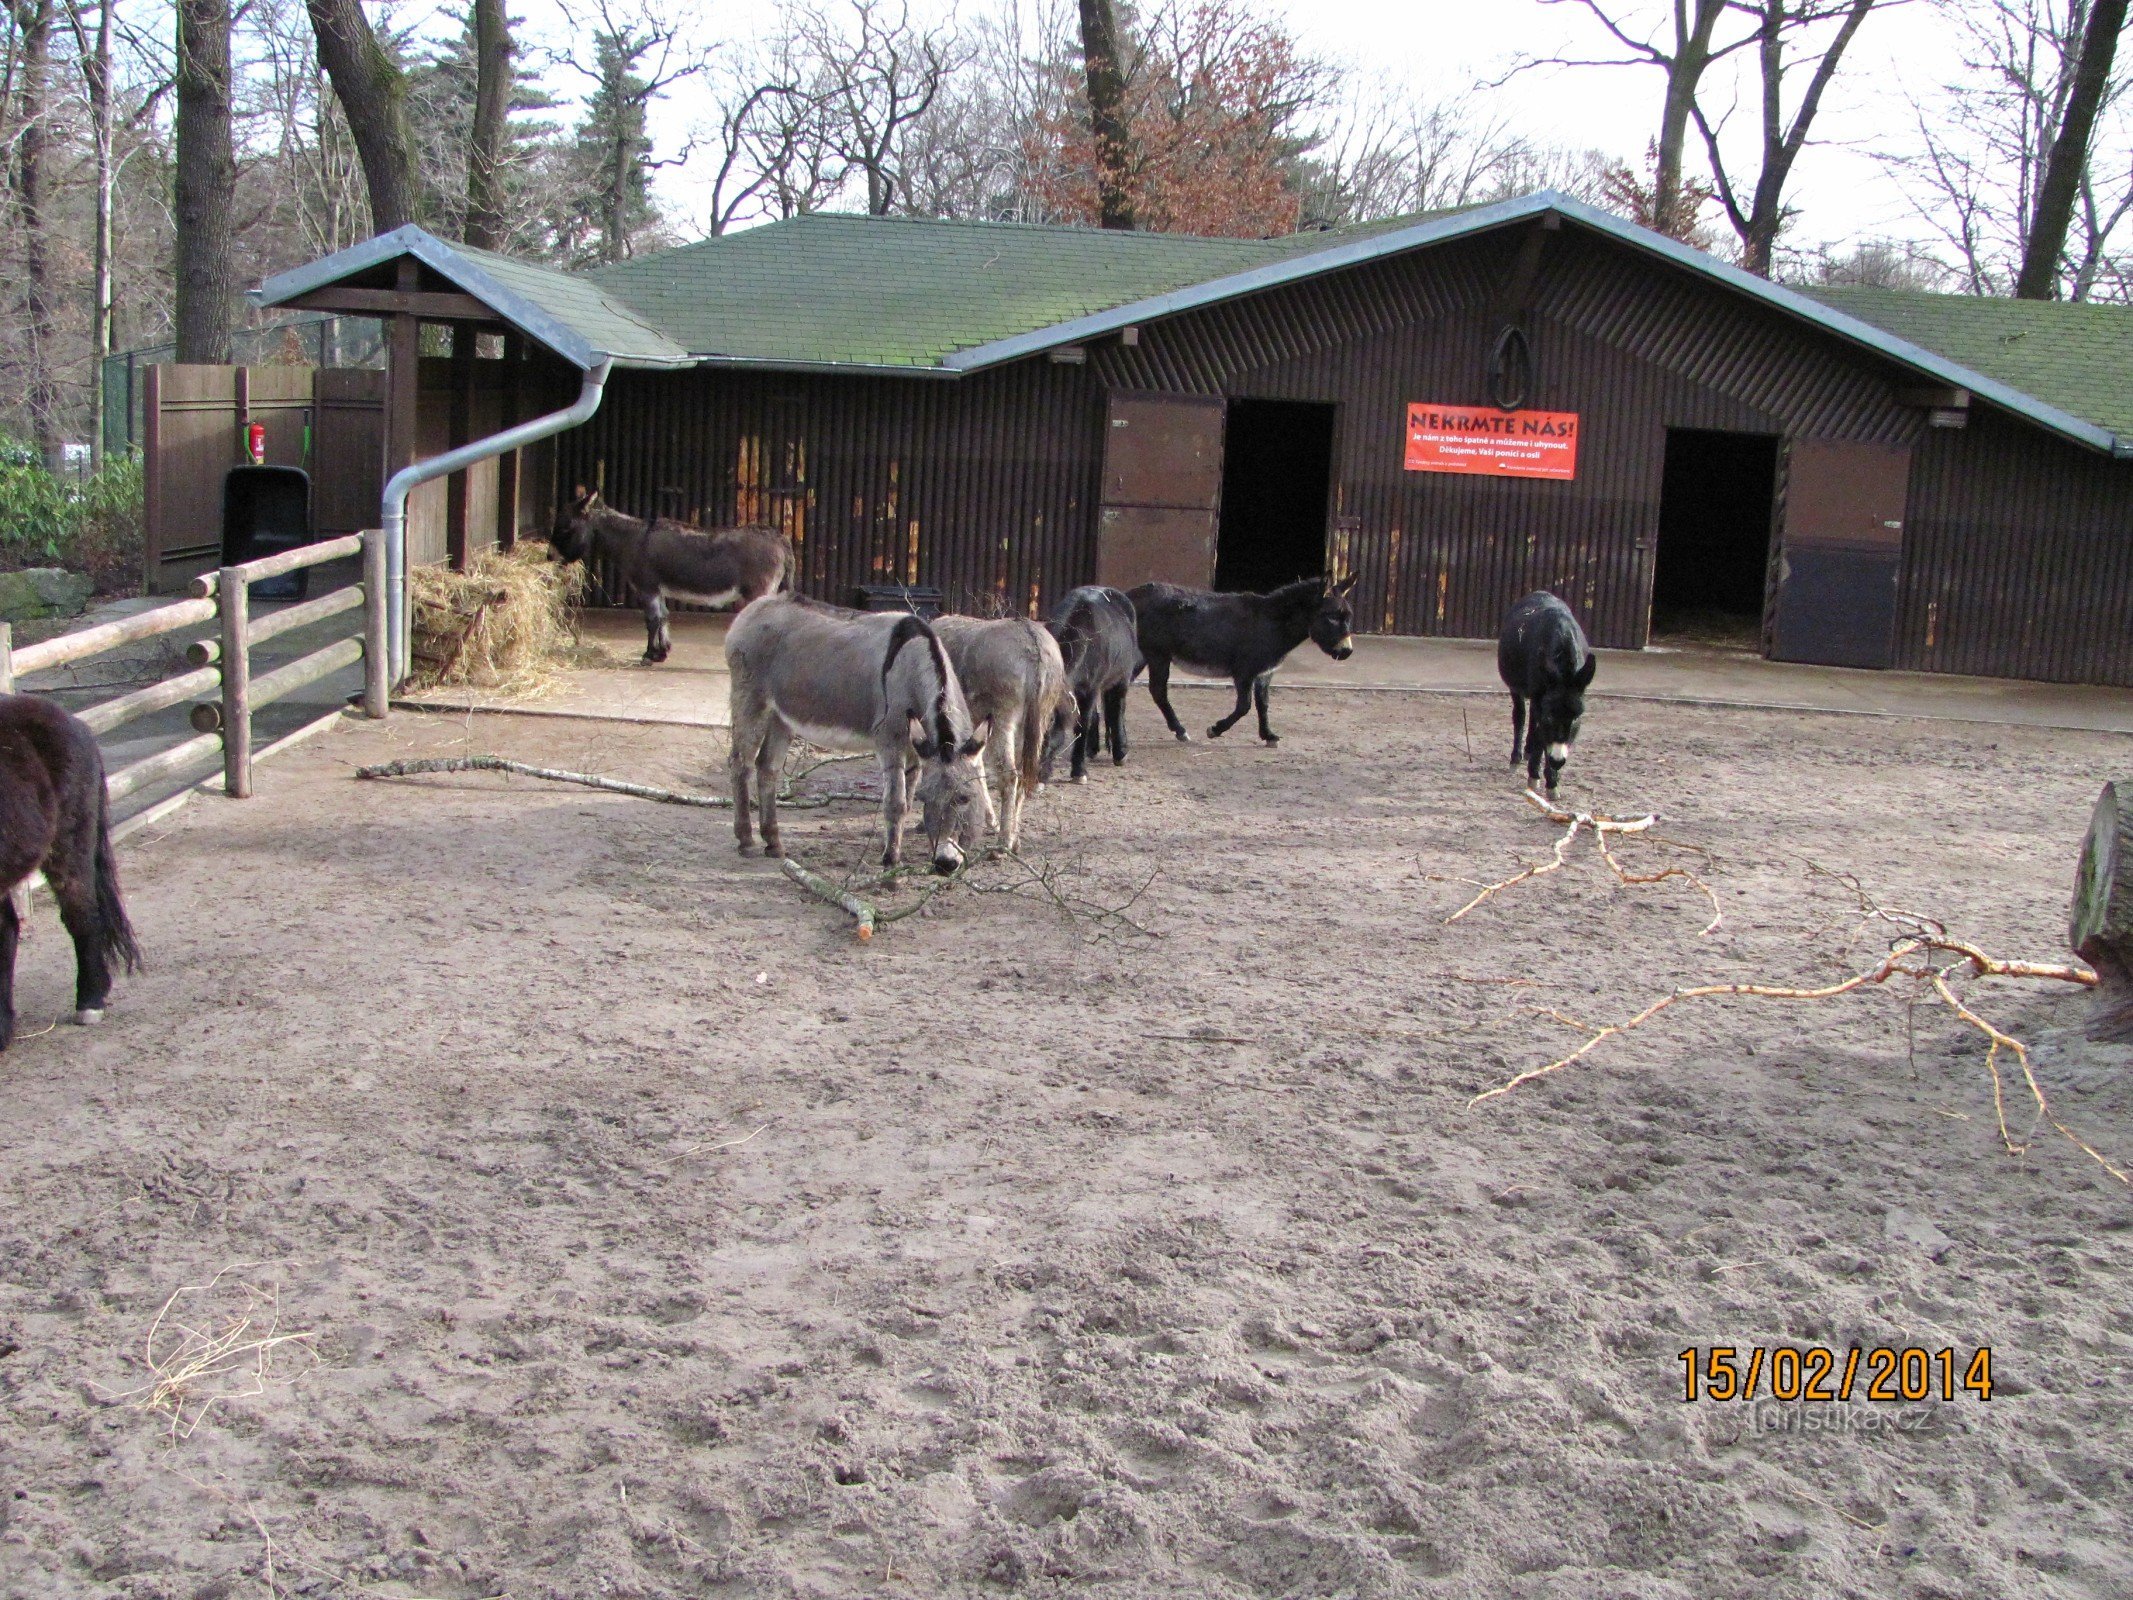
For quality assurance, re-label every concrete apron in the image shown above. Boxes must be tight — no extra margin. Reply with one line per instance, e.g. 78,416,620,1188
394,609,2133,739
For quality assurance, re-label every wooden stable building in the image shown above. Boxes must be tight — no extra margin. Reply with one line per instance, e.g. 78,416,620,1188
252,191,2133,685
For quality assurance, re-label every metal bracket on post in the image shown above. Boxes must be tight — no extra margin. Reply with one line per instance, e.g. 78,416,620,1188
218,567,252,797
361,527,388,718
0,621,13,695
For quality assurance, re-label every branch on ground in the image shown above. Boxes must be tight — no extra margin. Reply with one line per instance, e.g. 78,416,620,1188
1445,788,1721,934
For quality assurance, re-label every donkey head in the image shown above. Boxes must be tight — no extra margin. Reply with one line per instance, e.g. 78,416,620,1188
1036,694,1080,786
547,485,605,563
1310,573,1359,661
907,714,992,874
1532,654,1598,789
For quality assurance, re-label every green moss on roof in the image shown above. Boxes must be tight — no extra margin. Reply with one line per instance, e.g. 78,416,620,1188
454,243,691,365
583,212,1436,369
1804,285,2133,437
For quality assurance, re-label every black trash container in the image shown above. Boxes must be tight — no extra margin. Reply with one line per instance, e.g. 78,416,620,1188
849,583,944,618
222,465,314,599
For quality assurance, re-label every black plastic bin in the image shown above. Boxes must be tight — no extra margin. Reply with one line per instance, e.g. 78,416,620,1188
222,465,314,600
849,583,944,618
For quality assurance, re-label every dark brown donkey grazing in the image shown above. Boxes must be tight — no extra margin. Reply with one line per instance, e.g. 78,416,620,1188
0,694,138,1049
549,489,791,663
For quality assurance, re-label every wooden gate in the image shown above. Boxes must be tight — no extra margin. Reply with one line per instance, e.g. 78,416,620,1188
1770,438,1912,669
1095,392,1225,590
143,364,385,594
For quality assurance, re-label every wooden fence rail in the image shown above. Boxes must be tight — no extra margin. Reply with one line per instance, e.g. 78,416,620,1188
0,529,388,812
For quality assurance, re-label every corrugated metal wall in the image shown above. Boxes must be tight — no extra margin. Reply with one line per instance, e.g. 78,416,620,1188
1899,408,2133,684
560,361,1104,617
1094,228,1922,648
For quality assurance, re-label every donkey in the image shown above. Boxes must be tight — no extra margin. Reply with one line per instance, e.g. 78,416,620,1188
1,694,139,1049
932,615,1073,854
1046,585,1140,782
726,594,992,874
1129,574,1357,745
1497,590,1596,794
549,488,791,663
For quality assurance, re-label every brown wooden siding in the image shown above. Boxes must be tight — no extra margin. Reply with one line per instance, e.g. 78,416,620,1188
554,220,2130,683
1898,408,2133,685
561,361,1104,616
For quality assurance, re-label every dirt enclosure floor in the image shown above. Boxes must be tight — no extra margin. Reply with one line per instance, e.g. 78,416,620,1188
4,687,2132,1600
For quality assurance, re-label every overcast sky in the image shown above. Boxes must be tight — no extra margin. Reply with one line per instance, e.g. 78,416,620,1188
514,0,1965,252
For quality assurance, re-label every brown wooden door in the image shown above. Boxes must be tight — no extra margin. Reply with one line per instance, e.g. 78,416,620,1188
1770,437,1911,669
1096,393,1225,590
312,368,386,536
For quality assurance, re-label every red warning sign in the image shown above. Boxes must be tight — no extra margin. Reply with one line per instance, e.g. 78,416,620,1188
1404,403,1580,480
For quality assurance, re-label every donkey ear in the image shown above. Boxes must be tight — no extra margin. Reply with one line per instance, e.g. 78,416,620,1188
907,714,936,758
960,717,992,758
569,484,591,509
1330,572,1358,597
1573,654,1597,690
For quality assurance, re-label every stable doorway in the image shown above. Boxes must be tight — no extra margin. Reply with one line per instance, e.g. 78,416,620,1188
1214,399,1336,592
1650,428,1780,651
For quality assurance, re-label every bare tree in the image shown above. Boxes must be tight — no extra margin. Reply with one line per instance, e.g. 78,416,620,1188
555,0,706,263
1690,0,1882,275
463,0,511,248
305,0,418,231
1077,0,1134,227
2017,0,2130,293
1512,0,1754,238
8,0,58,454
62,0,113,460
796,0,962,216
1888,0,2133,297
174,0,236,361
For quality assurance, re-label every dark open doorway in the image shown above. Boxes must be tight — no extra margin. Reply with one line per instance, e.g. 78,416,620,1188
1651,428,1780,651
1215,399,1336,592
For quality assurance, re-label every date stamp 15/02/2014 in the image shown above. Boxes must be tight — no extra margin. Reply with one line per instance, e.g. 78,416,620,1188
1680,1346,1994,1404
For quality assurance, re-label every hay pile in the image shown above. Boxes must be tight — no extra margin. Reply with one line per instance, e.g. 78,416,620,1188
408,543,602,696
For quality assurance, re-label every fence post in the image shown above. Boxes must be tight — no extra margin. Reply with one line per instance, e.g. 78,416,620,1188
218,566,252,797
0,621,12,695
361,528,388,717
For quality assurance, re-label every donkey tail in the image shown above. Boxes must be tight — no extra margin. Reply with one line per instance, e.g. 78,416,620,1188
91,783,140,974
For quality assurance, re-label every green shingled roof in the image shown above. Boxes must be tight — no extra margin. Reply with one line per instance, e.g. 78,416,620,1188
451,243,692,367
584,212,1421,370
1804,285,2133,438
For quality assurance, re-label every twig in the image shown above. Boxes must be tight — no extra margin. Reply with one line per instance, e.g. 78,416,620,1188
970,852,1163,940
355,754,867,809
780,857,879,939
1448,789,1721,934
1471,931,2121,1185
679,1119,777,1154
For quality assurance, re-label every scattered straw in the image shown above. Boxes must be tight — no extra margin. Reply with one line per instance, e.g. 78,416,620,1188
94,1266,316,1438
408,543,598,698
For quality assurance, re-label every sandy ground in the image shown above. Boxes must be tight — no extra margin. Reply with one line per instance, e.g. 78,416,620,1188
3,687,2131,1600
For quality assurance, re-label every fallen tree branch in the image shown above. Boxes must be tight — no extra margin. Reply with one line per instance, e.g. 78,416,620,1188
1448,789,1719,933
969,851,1164,940
354,755,868,809
1472,931,2120,1185
780,858,877,940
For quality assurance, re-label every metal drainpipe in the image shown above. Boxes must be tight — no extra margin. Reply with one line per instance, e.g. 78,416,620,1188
381,356,612,684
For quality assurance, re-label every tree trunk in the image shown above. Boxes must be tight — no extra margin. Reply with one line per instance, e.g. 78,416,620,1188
2070,779,2133,1040
173,0,237,364
1652,0,1727,239
1078,0,1136,230
463,0,509,249
1731,0,1878,276
12,0,57,460
2017,0,2129,299
67,0,115,463
306,0,419,233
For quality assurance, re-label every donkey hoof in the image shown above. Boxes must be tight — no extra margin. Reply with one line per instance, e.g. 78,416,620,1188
73,1008,103,1027
1205,724,1225,740
1173,730,1190,742
1261,734,1281,746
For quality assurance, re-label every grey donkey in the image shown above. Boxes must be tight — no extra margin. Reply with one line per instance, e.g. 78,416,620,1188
931,615,1075,855
725,594,993,874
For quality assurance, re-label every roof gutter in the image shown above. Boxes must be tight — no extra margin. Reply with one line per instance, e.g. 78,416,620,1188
381,357,611,684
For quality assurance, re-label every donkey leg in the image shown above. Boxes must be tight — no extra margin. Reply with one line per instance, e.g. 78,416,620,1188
1208,676,1254,740
755,721,792,858
729,701,766,853
643,593,671,663
1252,673,1278,744
0,885,18,1051
1509,694,1526,766
1104,684,1128,766
1070,689,1094,783
880,755,909,868
1146,658,1190,741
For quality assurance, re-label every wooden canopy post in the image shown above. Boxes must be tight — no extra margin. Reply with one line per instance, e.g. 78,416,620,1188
445,324,475,569
495,332,523,551
2071,779,2133,1040
385,260,421,500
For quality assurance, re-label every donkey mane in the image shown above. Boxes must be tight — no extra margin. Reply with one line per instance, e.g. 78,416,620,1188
881,613,958,752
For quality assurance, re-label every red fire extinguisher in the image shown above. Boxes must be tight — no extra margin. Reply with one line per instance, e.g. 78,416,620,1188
246,421,267,464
